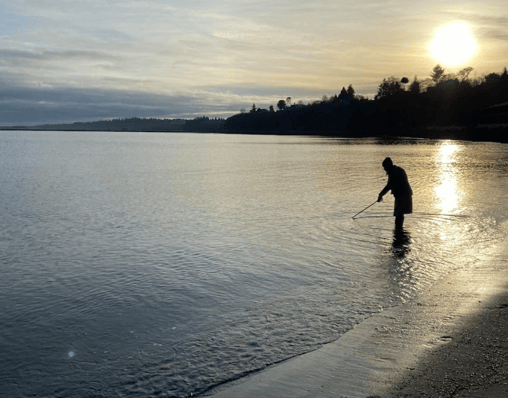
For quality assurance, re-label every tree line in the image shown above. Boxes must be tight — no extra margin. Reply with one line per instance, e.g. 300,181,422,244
225,65,508,141
371,65,508,130
24,116,226,133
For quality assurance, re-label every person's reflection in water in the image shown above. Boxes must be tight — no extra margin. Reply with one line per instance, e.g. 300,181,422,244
389,228,413,300
392,227,411,259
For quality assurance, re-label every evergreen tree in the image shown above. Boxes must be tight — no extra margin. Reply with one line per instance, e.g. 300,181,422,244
409,76,421,94
431,64,446,83
338,87,349,100
375,77,403,100
346,84,355,98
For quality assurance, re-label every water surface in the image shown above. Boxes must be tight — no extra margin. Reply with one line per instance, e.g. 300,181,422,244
1,131,507,397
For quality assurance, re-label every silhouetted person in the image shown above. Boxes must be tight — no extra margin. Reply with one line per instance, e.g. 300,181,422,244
377,157,412,229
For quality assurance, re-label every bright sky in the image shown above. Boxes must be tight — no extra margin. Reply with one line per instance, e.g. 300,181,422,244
1,0,507,125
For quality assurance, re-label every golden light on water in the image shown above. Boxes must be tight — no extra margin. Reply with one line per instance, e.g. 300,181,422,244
435,142,462,214
438,142,460,164
430,22,478,67
435,174,459,214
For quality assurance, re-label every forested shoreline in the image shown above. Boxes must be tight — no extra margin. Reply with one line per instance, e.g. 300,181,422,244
2,65,507,142
224,65,508,142
0,116,226,133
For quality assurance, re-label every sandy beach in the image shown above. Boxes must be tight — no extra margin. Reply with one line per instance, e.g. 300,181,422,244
385,297,508,397
206,232,508,398
384,266,508,398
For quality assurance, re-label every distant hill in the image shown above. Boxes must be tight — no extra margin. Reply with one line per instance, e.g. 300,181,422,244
31,117,187,132
0,117,226,133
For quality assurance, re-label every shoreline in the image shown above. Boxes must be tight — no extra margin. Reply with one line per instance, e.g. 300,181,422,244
204,229,508,398
385,287,508,397
1,125,508,144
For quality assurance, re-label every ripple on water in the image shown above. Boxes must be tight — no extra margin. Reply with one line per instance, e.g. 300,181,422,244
0,132,507,397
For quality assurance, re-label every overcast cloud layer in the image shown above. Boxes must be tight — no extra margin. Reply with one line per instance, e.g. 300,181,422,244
1,0,507,125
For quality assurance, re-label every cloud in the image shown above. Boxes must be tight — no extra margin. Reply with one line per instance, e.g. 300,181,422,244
438,6,508,40
0,48,119,62
2,0,507,125
0,76,261,125
473,16,508,42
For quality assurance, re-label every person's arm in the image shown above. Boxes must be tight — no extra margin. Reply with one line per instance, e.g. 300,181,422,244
378,175,392,202
378,185,389,202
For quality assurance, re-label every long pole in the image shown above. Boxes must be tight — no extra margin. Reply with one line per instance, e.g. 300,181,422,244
352,201,377,219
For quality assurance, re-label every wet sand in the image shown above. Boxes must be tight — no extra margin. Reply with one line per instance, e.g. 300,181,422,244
206,234,508,398
385,290,508,398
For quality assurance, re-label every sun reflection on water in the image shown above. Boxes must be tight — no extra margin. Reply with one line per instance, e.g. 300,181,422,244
435,142,462,214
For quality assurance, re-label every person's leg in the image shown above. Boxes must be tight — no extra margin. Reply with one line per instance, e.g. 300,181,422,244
395,214,404,230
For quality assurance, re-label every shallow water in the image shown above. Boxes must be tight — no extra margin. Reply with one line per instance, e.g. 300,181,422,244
1,131,507,397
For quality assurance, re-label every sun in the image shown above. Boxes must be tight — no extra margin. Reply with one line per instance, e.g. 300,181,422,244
430,22,478,67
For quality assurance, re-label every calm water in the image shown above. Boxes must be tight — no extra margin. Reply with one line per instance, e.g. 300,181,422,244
1,131,507,397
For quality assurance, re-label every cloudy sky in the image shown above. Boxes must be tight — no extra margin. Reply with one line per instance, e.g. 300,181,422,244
1,0,507,125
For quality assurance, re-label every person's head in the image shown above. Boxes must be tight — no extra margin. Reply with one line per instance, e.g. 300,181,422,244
382,157,394,173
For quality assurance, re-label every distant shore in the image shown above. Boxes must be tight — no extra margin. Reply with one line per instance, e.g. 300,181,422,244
2,124,507,144
0,127,185,133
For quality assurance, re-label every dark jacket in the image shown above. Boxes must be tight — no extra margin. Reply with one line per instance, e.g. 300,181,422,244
380,165,412,199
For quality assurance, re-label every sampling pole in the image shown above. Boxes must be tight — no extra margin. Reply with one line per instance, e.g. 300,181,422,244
352,201,377,219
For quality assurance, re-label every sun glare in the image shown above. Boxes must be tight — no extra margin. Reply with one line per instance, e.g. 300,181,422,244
435,142,462,214
430,22,477,67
